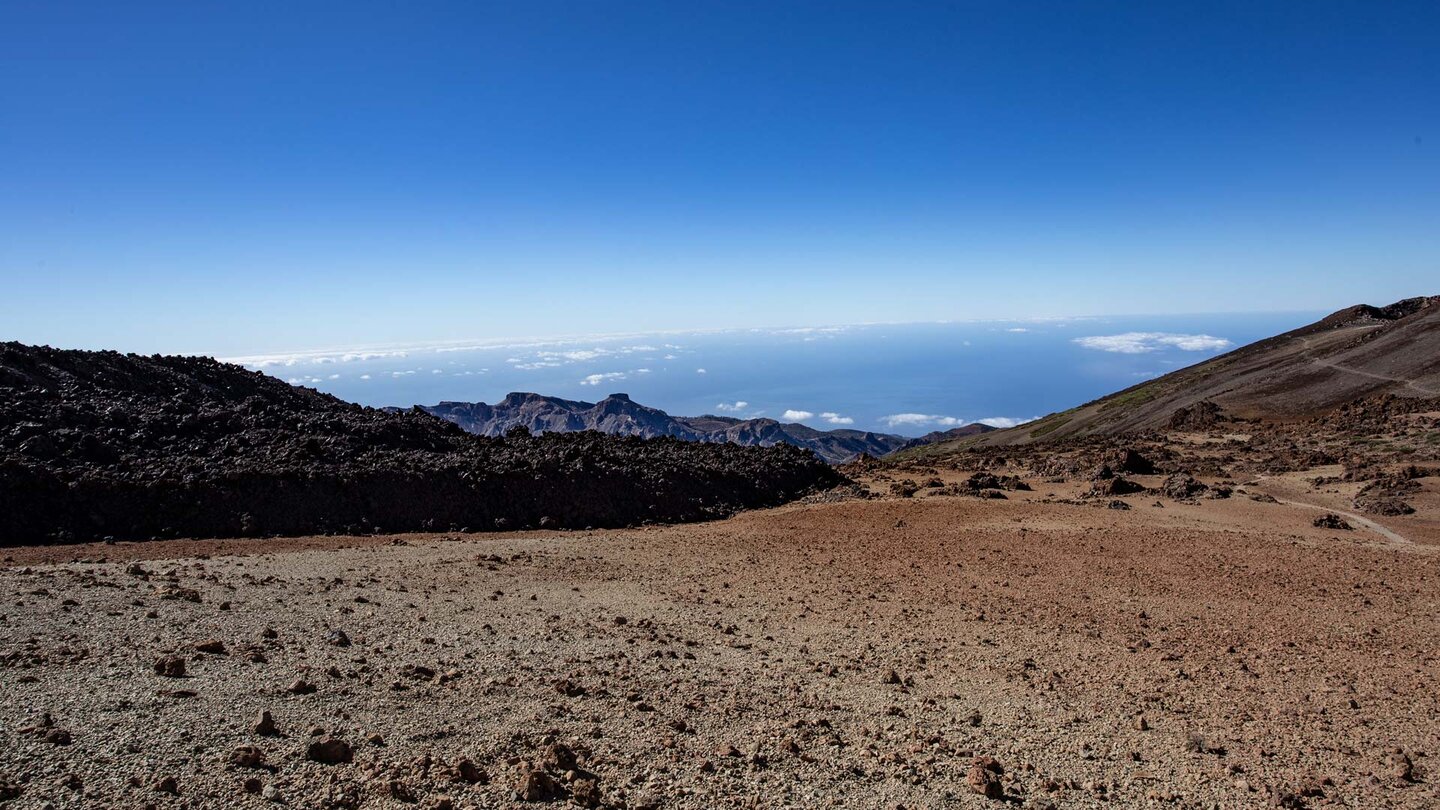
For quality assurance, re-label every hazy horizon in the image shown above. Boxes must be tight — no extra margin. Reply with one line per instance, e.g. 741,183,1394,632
210,310,1320,436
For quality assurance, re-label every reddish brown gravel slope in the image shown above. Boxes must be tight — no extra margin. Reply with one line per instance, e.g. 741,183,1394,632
2,469,1436,808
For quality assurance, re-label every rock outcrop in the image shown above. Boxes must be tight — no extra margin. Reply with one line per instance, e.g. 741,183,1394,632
0,343,845,544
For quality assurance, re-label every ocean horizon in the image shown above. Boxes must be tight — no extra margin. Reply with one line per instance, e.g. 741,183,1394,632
224,310,1323,437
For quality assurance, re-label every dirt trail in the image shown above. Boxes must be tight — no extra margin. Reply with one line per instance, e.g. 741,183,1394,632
1294,334,1440,396
1269,492,1413,545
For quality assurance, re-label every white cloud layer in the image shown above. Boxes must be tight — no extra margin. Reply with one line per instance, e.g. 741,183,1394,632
975,416,1037,428
715,401,749,412
882,413,962,428
820,412,854,425
230,349,410,368
782,409,814,421
580,372,627,386
1072,332,1232,354
880,413,1038,430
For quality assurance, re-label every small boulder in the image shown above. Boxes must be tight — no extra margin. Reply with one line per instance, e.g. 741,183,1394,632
1312,514,1353,531
514,768,563,802
453,758,488,784
153,656,186,678
967,756,1005,799
252,710,278,736
306,738,353,765
1092,476,1145,497
229,746,266,769
1160,473,1208,499
542,743,578,771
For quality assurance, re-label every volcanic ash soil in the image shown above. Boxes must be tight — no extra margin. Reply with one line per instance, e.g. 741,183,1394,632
2,472,1437,809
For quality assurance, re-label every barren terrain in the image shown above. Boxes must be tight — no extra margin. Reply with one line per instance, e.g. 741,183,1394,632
3,465,1436,809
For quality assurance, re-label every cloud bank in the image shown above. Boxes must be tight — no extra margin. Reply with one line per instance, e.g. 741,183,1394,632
881,413,1037,431
1072,332,1232,354
882,413,962,428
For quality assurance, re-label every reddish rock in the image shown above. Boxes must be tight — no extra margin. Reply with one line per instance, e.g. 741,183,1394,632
153,656,186,678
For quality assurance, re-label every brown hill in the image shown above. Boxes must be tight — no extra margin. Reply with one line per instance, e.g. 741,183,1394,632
931,296,1440,450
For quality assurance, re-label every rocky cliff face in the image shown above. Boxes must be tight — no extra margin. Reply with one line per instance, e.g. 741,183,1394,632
420,393,925,463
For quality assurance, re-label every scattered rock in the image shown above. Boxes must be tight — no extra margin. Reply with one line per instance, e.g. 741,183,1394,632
253,710,279,736
1160,473,1208,499
153,656,186,678
1168,401,1224,430
306,738,353,765
967,756,1005,799
1092,476,1145,497
571,778,602,808
453,759,488,785
542,743,578,771
229,746,266,769
514,767,563,802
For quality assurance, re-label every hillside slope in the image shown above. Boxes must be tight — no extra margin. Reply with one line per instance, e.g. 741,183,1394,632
0,343,843,544
941,296,1440,449
420,393,924,463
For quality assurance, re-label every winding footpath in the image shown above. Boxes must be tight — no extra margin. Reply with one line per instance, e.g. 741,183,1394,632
1293,333,1440,396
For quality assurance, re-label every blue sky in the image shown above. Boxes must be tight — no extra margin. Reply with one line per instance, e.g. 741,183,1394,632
2,2,1436,356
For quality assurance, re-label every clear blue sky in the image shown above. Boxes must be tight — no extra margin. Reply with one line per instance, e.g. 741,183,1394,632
3,2,1436,355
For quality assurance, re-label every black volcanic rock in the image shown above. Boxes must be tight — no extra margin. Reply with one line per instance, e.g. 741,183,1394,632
420,394,924,464
0,343,845,544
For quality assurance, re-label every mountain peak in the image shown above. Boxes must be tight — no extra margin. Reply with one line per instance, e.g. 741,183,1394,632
418,396,932,463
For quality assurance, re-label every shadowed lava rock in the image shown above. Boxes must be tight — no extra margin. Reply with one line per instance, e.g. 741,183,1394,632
252,710,278,736
0,342,844,543
1092,476,1145,497
1313,514,1353,531
1169,401,1225,430
1160,473,1209,500
306,738,352,765
515,768,564,802
1353,476,1419,516
961,472,1031,493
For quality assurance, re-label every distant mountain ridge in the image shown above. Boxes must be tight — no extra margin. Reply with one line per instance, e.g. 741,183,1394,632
416,393,993,463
